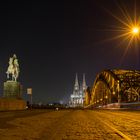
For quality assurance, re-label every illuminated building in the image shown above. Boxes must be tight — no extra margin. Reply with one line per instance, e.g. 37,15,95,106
69,73,87,107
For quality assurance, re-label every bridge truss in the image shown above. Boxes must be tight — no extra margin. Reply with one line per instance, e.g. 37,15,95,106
88,70,140,108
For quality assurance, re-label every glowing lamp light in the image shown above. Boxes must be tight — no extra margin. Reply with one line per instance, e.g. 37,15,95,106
132,27,139,35
105,95,108,99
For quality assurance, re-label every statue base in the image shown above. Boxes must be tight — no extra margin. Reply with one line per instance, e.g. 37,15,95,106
3,81,22,99
0,98,26,110
1,81,26,110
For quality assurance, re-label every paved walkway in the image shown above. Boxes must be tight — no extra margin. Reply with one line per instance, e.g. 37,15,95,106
0,109,140,140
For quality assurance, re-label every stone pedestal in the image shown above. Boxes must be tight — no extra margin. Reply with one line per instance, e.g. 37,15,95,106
0,98,26,110
3,81,22,99
1,81,26,110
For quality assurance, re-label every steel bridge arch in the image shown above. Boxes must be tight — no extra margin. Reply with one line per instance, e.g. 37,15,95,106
89,69,140,108
90,70,120,107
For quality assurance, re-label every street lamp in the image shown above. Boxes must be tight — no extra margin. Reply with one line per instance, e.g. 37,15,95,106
132,27,139,35
105,4,140,46
131,26,140,37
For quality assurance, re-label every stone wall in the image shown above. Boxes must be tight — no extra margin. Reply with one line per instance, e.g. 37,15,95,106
0,98,26,110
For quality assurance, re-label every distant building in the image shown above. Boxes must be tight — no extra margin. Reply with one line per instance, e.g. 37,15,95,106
69,74,87,107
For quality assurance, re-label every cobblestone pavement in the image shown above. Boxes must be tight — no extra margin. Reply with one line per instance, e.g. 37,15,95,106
0,109,140,140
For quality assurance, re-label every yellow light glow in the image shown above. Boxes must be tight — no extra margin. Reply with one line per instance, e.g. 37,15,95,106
132,27,139,34
101,3,140,63
102,4,140,52
105,96,108,99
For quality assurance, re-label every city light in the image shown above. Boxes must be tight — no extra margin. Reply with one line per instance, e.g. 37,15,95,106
113,91,115,95
100,98,103,101
104,4,140,49
132,26,139,35
100,3,140,63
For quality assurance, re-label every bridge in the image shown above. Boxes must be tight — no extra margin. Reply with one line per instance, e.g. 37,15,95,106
84,69,140,108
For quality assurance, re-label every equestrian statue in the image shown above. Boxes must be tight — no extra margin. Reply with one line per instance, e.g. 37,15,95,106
6,54,20,82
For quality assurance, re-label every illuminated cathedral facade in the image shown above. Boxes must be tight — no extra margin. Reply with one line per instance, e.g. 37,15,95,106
69,74,87,107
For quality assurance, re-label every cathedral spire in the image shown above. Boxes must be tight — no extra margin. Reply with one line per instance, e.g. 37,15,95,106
70,73,87,107
73,73,79,95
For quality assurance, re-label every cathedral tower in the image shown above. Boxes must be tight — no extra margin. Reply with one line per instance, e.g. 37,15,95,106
70,73,87,107
73,73,79,95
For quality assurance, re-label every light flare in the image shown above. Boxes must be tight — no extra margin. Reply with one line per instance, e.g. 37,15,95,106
100,1,140,63
132,27,139,34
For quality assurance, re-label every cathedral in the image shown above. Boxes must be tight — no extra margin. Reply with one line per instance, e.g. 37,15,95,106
69,74,87,107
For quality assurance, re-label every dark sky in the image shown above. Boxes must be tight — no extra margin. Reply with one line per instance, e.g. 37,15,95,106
0,0,140,103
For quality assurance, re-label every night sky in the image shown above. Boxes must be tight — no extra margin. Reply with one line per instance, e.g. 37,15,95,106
0,0,140,104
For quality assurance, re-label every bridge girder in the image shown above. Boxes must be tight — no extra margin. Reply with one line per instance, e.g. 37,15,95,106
90,69,140,107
